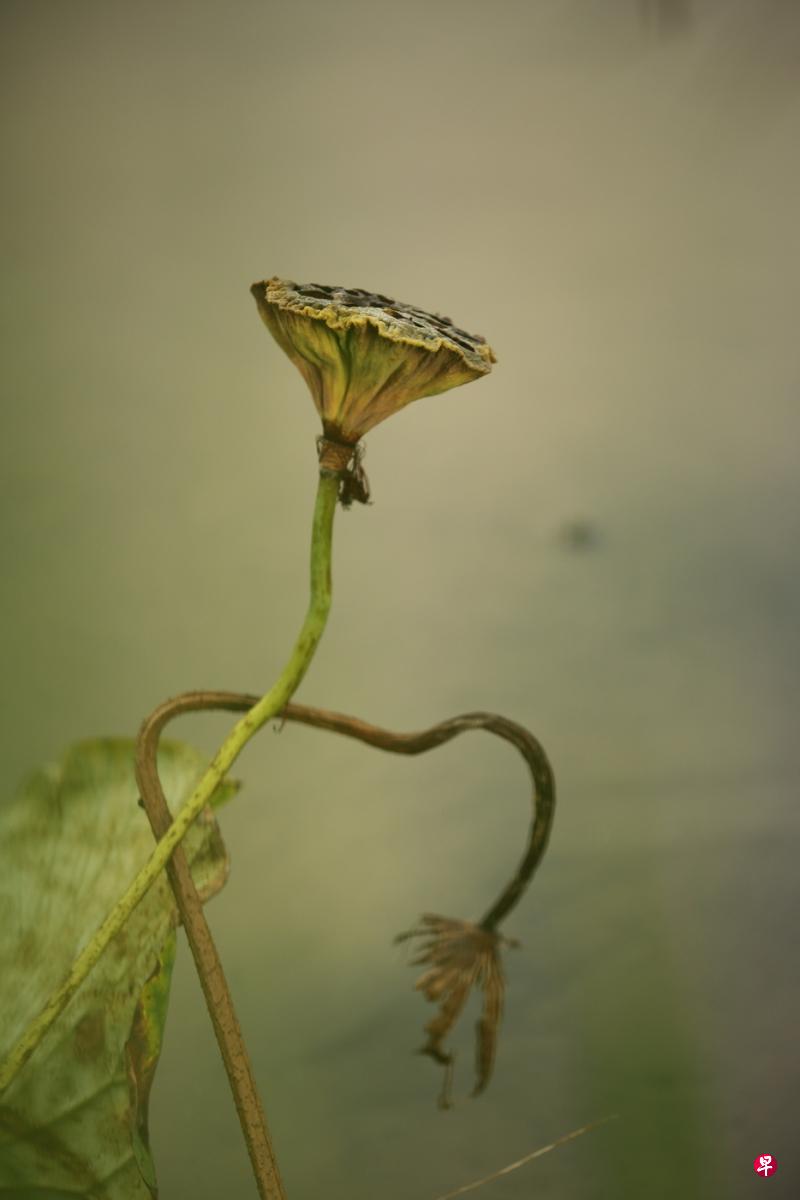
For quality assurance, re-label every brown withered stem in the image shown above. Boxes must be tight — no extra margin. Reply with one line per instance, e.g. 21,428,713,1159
136,693,287,1200
283,703,556,1107
136,691,555,1139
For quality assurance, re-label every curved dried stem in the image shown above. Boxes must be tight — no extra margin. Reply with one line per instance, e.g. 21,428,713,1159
136,691,555,1117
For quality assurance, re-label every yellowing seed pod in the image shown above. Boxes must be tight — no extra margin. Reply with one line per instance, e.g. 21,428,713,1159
251,277,496,444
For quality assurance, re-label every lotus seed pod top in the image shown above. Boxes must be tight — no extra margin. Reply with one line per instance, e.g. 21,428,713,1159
251,278,496,444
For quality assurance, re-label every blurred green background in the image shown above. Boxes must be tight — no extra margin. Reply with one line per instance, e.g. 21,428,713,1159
2,1,798,1197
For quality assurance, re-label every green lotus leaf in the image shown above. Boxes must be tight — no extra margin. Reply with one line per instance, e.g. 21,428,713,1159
0,738,236,1198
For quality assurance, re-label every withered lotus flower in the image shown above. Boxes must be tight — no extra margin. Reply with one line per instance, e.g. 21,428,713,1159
396,913,518,1109
251,277,496,444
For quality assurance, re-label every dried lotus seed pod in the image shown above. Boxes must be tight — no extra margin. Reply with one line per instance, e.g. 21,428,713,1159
251,277,496,443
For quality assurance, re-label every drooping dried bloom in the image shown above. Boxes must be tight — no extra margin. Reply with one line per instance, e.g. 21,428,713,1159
251,278,496,443
395,913,518,1108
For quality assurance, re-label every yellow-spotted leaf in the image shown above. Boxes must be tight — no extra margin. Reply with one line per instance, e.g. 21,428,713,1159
0,738,236,1197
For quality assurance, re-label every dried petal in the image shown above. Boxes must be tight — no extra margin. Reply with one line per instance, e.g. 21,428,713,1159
397,913,513,1104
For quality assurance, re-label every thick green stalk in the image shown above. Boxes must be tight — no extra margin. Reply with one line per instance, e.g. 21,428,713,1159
0,469,340,1095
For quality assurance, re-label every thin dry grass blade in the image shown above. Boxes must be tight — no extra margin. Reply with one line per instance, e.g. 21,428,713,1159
429,1115,618,1200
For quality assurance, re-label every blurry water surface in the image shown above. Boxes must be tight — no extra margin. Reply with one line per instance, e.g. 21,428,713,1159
2,1,798,1197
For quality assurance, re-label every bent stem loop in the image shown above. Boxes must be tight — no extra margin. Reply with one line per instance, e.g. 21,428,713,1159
142,693,556,937
0,467,340,1100
137,689,556,1119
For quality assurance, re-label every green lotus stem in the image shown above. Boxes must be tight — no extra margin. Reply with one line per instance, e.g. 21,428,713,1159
0,468,340,1096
